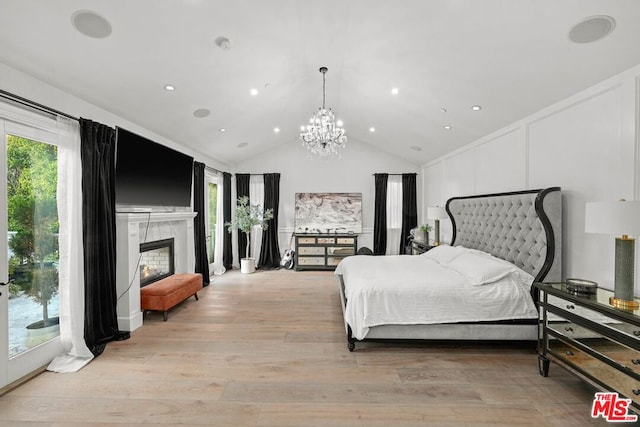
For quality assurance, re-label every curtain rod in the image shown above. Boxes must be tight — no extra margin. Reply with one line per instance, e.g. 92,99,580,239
0,89,79,121
372,173,418,176
204,165,225,174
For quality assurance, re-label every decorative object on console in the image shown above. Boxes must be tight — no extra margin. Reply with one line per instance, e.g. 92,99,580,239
585,199,640,309
225,196,274,274
427,206,448,245
565,278,598,296
299,67,347,158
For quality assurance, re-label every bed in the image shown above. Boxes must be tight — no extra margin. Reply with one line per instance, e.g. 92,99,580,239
335,187,562,351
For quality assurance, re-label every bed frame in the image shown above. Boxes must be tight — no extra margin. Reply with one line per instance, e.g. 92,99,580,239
338,187,562,351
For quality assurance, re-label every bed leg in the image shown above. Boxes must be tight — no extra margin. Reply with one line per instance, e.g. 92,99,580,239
347,325,356,352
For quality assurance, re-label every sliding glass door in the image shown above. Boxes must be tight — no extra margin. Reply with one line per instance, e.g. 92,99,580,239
1,118,63,388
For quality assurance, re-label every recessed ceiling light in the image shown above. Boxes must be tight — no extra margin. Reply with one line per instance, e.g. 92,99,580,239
219,128,226,132
410,145,422,151
471,105,482,111
71,10,112,39
443,125,452,130
569,15,616,43
336,120,344,127
215,36,231,50
237,142,248,148
164,84,175,91
273,127,280,133
369,127,376,132
391,87,399,95
250,88,259,96
193,108,210,118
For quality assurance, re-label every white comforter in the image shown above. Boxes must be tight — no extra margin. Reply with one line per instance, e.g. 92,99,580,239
335,245,538,340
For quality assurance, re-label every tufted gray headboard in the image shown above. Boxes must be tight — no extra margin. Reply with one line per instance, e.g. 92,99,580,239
446,187,562,284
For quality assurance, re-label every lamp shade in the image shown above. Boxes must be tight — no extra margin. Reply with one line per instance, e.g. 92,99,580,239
585,200,640,236
427,206,448,220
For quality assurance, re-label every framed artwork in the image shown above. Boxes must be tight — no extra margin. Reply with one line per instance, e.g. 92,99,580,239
294,192,362,234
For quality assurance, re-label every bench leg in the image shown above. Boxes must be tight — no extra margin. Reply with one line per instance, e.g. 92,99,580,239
194,292,199,301
163,311,168,321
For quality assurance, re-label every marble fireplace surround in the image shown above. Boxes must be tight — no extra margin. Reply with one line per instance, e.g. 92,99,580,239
115,211,197,331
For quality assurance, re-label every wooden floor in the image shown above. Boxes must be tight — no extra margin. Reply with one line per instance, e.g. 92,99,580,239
0,269,613,426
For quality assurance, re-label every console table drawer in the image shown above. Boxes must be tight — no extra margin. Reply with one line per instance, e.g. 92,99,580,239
298,247,325,255
549,340,640,405
297,257,325,266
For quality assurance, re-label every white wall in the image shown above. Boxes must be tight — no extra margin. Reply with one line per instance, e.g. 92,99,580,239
0,62,226,170
423,64,640,295
235,138,421,251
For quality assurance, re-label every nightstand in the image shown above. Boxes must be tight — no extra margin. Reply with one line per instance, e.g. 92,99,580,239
534,282,640,412
409,239,434,255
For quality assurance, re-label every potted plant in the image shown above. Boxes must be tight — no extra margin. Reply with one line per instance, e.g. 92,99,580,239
418,224,432,243
226,196,274,273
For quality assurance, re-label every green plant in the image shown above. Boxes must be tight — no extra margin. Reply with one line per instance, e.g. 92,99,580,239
225,196,274,259
420,224,432,233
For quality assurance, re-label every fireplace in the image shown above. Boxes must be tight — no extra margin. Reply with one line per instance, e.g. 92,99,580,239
139,238,175,287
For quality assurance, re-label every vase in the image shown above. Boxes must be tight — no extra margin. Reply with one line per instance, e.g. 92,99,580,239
240,258,256,274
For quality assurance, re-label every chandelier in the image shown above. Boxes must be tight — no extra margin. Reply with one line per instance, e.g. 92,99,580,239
300,67,347,158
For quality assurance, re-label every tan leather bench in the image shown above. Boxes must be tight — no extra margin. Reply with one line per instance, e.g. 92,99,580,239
140,273,202,321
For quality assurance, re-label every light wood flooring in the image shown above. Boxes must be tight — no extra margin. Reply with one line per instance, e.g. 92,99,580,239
0,269,615,426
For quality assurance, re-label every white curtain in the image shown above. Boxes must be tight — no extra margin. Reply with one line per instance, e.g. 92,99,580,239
249,175,264,265
385,175,403,255
208,172,226,276
47,117,93,373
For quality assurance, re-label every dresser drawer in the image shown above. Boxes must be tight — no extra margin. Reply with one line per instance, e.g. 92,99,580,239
327,257,345,266
317,237,335,244
549,340,640,406
327,247,355,256
297,256,325,266
336,237,355,244
298,247,325,255
297,237,316,244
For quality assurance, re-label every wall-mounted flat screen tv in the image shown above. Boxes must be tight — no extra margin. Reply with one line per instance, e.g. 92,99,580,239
294,192,362,234
115,127,194,207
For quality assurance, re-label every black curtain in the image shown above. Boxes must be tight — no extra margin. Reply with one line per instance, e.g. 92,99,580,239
400,173,418,254
79,118,121,356
235,173,250,261
258,173,281,268
373,173,388,255
193,162,210,286
222,172,233,270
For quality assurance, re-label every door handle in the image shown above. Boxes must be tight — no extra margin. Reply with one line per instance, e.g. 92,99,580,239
0,279,14,296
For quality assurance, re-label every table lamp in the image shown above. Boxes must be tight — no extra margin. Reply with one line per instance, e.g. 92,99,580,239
427,206,448,246
585,200,640,309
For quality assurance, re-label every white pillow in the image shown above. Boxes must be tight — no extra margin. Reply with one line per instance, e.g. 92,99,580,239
421,245,467,264
445,251,533,286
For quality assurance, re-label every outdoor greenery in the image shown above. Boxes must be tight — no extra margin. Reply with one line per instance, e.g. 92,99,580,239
7,135,59,327
226,196,273,259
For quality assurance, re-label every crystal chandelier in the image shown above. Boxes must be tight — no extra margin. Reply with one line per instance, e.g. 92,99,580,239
300,67,347,158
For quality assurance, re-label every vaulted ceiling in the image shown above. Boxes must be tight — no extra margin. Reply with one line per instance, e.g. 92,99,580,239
1,1,640,166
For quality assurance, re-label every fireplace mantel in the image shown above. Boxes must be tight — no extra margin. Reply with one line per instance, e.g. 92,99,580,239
115,211,197,331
